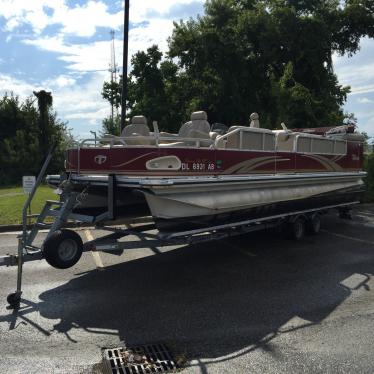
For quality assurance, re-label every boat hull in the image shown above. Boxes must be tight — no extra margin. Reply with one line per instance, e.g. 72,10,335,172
152,186,363,232
140,172,365,231
47,172,365,231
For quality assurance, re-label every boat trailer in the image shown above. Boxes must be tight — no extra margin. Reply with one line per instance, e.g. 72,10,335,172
0,147,358,309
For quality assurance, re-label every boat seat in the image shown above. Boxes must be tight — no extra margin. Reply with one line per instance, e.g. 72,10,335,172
215,126,274,151
182,111,212,147
159,111,212,147
177,111,211,138
121,116,155,145
189,111,211,135
178,121,192,138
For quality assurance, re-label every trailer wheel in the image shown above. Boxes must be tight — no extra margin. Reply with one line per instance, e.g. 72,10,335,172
288,218,305,240
43,230,83,269
307,214,321,235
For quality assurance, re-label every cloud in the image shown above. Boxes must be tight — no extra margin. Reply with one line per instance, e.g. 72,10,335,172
0,0,123,37
0,1,204,138
333,37,374,136
23,36,115,72
50,1,123,37
358,97,374,104
0,70,110,136
43,71,110,130
334,38,374,95
0,0,204,38
129,0,204,23
129,19,175,57
21,18,179,73
43,74,77,89
335,62,374,95
349,85,374,96
0,0,53,33
0,73,42,97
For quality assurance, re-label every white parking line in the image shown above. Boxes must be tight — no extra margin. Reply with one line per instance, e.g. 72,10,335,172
237,249,257,257
322,229,374,245
223,241,257,257
356,211,374,217
85,229,105,269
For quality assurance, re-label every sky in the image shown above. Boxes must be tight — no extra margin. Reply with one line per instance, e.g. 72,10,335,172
0,0,373,139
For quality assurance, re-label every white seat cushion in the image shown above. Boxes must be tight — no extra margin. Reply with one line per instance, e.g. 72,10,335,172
121,115,154,145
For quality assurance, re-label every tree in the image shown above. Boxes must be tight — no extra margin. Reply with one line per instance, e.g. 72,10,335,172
101,45,186,132
168,0,373,128
33,90,53,157
0,93,70,185
101,115,121,136
101,0,374,131
364,152,374,201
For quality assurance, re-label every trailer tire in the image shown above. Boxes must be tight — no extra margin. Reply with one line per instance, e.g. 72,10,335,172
288,218,305,240
307,214,321,235
43,230,83,269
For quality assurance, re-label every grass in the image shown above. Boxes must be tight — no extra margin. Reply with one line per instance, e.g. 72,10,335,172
362,190,374,203
0,185,56,225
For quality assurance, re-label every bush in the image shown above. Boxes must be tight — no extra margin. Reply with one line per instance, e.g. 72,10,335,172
0,94,70,185
363,154,374,202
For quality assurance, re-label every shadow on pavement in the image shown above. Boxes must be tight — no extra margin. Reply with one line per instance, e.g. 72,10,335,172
2,213,374,369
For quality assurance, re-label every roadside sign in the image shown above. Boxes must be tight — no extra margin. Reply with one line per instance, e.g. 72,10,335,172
22,176,36,194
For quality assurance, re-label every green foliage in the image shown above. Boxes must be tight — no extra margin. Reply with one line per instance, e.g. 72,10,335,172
0,93,70,186
101,115,121,136
0,185,56,225
102,80,121,110
363,153,374,202
101,0,374,132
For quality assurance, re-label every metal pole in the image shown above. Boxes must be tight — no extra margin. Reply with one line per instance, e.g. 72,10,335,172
121,0,130,131
90,131,97,146
22,144,56,247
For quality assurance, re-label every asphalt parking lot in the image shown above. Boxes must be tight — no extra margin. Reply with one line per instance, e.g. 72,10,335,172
0,205,374,374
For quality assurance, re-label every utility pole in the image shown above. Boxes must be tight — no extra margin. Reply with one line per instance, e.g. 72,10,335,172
121,0,130,131
109,30,118,123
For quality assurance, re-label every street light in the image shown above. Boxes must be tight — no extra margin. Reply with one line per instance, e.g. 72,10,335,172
121,0,130,132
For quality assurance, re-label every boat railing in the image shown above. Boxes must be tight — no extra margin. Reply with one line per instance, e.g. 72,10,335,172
294,134,347,155
70,135,214,174
79,134,214,148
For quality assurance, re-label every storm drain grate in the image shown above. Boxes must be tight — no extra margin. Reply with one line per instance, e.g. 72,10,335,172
102,343,179,374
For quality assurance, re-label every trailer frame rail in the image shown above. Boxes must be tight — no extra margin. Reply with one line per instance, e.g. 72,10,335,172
1,199,359,308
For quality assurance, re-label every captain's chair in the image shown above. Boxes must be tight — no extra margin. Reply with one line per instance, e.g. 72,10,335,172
189,111,211,136
181,111,211,146
121,115,153,145
158,111,213,147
